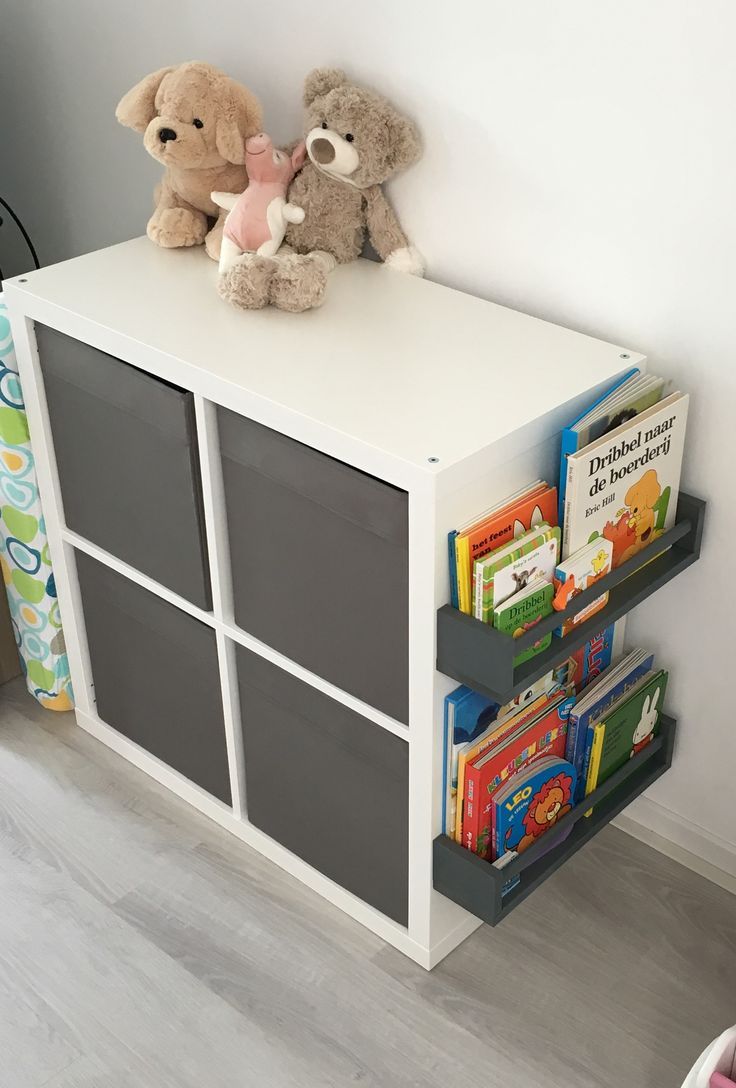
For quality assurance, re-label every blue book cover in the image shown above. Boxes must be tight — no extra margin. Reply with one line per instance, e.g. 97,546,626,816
558,369,639,523
448,530,459,609
442,686,499,835
493,757,577,863
569,653,655,802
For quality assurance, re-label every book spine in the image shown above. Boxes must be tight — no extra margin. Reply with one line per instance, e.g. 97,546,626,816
457,537,470,615
462,761,483,853
454,754,466,843
565,710,580,765
448,531,459,610
474,562,484,621
562,455,576,559
558,428,578,524
581,718,598,790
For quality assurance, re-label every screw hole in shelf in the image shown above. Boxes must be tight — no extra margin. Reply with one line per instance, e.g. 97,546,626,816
428,456,440,464
619,352,630,359
18,278,27,283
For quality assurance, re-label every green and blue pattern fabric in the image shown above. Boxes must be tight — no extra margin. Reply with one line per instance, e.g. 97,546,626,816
0,297,73,710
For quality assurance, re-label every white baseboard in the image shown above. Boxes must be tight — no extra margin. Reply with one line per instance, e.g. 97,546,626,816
613,797,736,897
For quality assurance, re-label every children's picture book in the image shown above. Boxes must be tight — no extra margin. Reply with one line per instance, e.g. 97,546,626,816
558,370,667,521
558,368,641,522
463,691,574,858
585,669,668,797
493,579,554,666
475,525,560,624
561,620,620,694
449,482,557,614
562,391,689,567
511,670,566,710
442,687,499,836
453,691,555,843
553,537,614,635
566,647,655,801
492,756,577,862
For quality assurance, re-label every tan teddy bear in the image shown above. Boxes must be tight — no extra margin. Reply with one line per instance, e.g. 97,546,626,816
116,61,263,260
218,67,422,311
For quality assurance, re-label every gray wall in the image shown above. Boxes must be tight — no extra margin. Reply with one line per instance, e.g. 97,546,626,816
0,0,310,268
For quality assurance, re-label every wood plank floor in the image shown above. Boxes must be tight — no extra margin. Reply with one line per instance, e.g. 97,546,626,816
0,677,733,1088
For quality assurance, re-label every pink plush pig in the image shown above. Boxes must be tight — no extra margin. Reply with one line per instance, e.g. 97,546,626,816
212,133,307,273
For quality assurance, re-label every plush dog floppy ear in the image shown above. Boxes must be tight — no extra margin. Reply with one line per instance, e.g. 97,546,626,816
215,78,263,165
116,66,174,132
303,67,347,106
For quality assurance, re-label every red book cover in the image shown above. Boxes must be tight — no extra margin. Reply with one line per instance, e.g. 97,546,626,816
463,695,572,860
461,691,565,854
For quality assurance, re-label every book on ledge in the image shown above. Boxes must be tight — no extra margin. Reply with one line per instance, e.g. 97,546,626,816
562,391,689,566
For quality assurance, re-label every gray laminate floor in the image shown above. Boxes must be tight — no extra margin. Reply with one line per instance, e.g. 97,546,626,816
0,677,733,1088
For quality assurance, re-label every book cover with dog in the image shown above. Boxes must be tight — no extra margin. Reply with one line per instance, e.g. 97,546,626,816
562,392,689,566
475,525,560,624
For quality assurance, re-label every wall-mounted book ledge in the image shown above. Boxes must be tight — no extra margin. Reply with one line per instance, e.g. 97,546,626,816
433,713,677,926
437,493,706,705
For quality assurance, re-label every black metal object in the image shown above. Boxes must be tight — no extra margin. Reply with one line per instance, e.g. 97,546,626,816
437,492,706,704
433,714,677,925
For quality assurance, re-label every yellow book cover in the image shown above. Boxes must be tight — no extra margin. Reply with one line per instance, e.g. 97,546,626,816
455,535,471,614
583,722,606,816
585,722,605,796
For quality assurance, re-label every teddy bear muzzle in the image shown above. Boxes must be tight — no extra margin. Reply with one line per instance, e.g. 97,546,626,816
306,127,359,178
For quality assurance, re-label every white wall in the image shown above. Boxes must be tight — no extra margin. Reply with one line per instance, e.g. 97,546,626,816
2,0,733,864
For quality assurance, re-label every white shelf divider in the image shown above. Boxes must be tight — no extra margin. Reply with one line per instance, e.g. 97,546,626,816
193,394,247,819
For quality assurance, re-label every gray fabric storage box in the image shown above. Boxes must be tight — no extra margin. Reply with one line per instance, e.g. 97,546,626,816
36,324,212,609
75,551,231,804
235,644,409,924
219,409,409,723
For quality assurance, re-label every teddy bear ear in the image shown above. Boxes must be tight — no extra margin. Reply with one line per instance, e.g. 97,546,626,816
303,67,347,106
215,80,264,165
387,113,422,175
116,66,175,132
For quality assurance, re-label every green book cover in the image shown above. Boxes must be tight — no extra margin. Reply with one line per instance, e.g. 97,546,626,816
586,669,668,795
477,525,560,624
493,581,554,666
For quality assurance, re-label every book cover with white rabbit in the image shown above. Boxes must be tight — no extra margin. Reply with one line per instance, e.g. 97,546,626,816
584,669,668,797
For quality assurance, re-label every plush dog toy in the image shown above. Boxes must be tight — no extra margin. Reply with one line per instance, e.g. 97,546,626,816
218,67,422,311
116,61,263,259
211,134,307,274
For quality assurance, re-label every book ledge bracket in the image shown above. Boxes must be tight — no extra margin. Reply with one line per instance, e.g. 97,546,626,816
436,492,706,706
433,714,677,925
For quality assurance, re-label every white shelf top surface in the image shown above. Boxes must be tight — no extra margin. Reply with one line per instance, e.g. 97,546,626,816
8,237,643,477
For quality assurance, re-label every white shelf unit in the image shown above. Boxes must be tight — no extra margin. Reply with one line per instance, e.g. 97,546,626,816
4,239,642,969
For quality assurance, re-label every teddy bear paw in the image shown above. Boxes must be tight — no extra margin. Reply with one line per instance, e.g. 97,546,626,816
269,253,330,312
148,208,208,249
217,255,275,310
385,245,425,277
204,221,225,262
